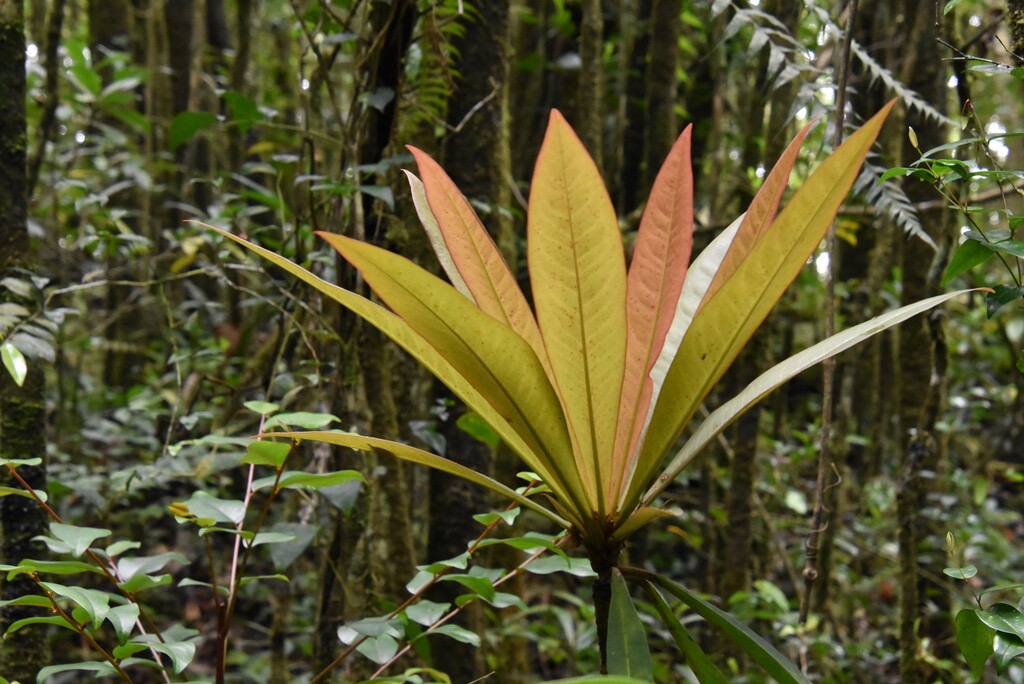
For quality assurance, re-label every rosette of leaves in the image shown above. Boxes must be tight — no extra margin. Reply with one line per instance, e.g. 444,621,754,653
210,100,972,676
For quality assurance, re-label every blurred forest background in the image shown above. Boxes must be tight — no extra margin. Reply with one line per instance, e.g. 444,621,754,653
1,0,1023,682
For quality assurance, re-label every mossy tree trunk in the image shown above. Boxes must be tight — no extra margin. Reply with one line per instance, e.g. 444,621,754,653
427,3,528,679
0,0,49,678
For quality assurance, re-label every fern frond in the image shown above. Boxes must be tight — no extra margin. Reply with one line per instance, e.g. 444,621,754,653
854,159,938,250
851,40,956,128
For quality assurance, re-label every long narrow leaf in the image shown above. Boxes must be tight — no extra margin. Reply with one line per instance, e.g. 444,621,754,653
633,570,808,684
611,127,694,508
631,101,896,512
269,431,570,528
528,110,627,515
644,288,975,504
617,214,742,511
638,579,727,684
318,232,593,521
607,570,654,680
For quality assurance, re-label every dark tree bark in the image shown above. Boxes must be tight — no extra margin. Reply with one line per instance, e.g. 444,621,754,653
1009,0,1024,57
577,0,604,165
849,3,958,680
0,0,49,678
428,3,525,679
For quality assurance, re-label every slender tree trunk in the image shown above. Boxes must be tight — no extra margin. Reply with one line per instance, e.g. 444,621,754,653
1009,0,1024,56
427,3,525,678
0,1,49,678
577,0,604,165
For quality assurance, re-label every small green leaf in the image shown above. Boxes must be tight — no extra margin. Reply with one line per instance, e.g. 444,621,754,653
118,573,172,593
994,632,1024,672
1,342,27,386
246,532,296,547
41,582,110,628
942,239,996,286
0,457,41,467
242,440,292,468
356,633,399,664
472,508,520,526
0,594,50,609
0,486,41,500
343,616,404,639
442,574,495,602
106,603,140,642
244,400,280,415
46,522,111,557
984,239,1024,260
943,564,978,580
607,570,654,680
523,555,596,577
117,551,189,581
37,661,119,680
169,111,217,150
252,469,364,492
405,600,449,627
5,559,99,577
222,91,263,135
175,491,246,524
105,540,141,557
456,411,500,449
5,614,77,636
428,623,481,646
986,285,1024,318
140,638,197,673
983,603,1024,641
263,411,339,430
112,642,150,660
957,608,995,680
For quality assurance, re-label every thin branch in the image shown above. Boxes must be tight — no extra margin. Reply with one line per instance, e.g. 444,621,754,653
799,0,857,627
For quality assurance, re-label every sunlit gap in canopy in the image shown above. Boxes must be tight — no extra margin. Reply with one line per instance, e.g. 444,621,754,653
815,251,830,277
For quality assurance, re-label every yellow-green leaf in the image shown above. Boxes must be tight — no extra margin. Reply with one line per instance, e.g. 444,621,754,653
611,127,694,506
528,110,627,516
270,430,571,529
206,224,580,512
318,232,591,518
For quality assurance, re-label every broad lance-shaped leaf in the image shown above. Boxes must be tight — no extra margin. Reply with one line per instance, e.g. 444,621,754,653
642,288,976,505
206,225,584,520
610,126,694,510
406,148,552,374
317,232,595,526
626,100,896,513
268,431,571,528
529,110,627,516
612,213,742,512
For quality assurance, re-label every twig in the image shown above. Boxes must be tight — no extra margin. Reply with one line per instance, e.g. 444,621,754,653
799,0,857,627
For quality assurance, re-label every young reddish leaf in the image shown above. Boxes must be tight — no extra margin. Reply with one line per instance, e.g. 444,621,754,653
628,100,896,511
610,127,694,507
528,110,627,515
407,148,550,370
